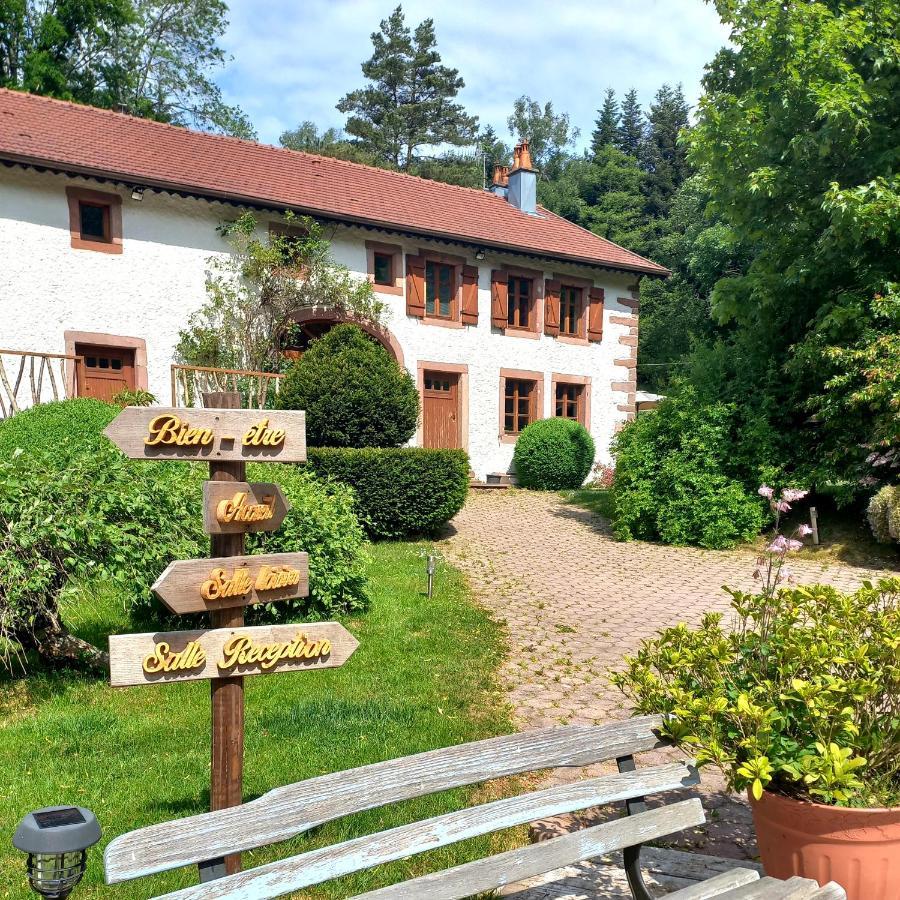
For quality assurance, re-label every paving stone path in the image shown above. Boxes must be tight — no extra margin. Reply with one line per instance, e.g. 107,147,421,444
440,489,898,870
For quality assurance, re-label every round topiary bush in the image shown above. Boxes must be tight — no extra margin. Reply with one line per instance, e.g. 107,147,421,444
513,418,596,490
276,323,419,448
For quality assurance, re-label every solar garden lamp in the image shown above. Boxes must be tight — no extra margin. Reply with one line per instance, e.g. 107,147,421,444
426,553,436,600
13,807,100,899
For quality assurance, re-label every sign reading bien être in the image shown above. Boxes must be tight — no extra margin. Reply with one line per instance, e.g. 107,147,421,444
103,408,307,462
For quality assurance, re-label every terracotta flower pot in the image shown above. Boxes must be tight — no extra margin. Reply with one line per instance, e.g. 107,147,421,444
751,789,900,900
281,348,302,360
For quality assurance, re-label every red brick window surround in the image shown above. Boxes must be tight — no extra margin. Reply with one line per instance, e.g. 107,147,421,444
499,368,544,442
365,240,403,295
551,373,592,430
66,187,122,254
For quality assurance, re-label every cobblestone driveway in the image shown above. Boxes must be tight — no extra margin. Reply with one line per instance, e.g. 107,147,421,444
441,489,898,861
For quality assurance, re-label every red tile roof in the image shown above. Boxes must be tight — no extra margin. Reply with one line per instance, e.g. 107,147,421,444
0,89,669,276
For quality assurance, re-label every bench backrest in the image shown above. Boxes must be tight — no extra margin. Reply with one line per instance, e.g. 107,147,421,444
105,714,703,900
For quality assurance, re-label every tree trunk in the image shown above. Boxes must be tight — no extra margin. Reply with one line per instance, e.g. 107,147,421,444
15,618,109,675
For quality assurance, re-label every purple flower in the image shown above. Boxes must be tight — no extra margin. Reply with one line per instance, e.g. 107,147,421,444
758,485,774,499
782,488,809,503
797,524,813,537
786,539,803,552
774,499,791,513
767,535,788,553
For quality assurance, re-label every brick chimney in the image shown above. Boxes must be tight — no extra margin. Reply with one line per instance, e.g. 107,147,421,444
507,139,537,215
490,164,509,198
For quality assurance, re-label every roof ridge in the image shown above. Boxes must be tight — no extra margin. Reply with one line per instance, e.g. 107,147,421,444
0,88,505,204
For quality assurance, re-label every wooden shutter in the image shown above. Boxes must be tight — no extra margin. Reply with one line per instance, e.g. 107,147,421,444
406,255,426,318
588,287,605,342
490,270,508,328
461,265,479,326
544,279,561,337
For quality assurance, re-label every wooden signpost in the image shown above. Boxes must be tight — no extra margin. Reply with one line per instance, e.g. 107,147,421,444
104,394,355,881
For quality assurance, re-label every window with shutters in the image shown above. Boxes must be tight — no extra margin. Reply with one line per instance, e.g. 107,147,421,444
559,285,584,337
507,276,534,330
503,378,536,435
425,261,457,319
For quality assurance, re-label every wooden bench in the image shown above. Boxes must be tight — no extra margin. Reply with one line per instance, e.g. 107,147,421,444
104,715,846,899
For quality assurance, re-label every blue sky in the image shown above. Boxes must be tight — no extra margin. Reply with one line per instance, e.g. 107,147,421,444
218,0,730,151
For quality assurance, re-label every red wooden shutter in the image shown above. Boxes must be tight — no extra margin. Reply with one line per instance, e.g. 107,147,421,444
406,255,426,318
544,279,561,337
490,270,508,328
461,265,479,325
588,287,605,342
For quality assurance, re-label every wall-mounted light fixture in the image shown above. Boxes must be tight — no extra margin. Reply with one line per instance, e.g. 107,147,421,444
130,187,145,201
474,249,486,260
13,807,100,899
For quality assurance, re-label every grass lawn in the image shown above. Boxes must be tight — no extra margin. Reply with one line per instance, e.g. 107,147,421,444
0,542,519,899
559,487,615,521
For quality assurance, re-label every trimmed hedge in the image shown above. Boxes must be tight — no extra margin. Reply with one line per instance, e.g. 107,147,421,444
513,418,595,490
307,447,469,539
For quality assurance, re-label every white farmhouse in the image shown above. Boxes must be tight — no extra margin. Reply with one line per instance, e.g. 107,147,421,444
0,90,668,481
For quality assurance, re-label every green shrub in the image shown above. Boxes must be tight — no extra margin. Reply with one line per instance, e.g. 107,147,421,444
612,389,765,549
276,324,419,447
867,486,894,543
307,447,469,539
613,578,900,807
513,418,595,490
0,400,369,669
0,397,118,460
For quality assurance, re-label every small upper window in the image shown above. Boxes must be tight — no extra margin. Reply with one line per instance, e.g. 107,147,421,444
559,285,584,337
373,252,393,286
425,261,456,319
79,203,110,241
507,277,533,329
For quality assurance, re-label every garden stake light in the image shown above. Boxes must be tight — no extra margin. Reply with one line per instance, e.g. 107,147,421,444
13,806,100,899
427,553,436,600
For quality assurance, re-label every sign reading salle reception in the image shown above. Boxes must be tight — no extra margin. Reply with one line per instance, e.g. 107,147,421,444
103,402,358,875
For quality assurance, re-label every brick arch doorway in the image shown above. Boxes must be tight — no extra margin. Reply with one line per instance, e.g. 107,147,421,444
286,310,404,367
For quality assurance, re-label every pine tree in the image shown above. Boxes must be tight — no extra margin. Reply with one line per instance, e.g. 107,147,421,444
590,88,619,157
337,5,478,170
616,89,644,158
641,83,691,220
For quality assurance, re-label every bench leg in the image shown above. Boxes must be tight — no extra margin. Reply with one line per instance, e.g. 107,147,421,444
198,857,227,881
617,755,654,900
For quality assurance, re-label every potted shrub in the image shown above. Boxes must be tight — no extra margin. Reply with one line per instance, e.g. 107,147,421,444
612,486,900,900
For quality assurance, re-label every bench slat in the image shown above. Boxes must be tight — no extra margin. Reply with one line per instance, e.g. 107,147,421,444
153,761,698,900
106,715,664,883
713,876,824,899
348,800,706,900
665,868,761,899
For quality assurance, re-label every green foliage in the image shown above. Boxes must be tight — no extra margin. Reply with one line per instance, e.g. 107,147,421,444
276,324,418,449
640,83,692,221
177,212,383,374
616,88,644,158
513,419,595,491
0,400,369,669
867,486,900,545
506,95,578,177
590,88,619,156
612,578,900,807
612,390,766,549
307,447,469,539
336,5,478,170
278,121,381,165
0,0,254,136
111,388,156,407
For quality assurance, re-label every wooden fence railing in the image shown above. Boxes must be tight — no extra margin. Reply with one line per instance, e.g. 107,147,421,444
171,364,284,409
0,349,84,419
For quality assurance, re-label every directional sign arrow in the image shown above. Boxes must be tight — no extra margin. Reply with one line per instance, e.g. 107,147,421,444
103,406,306,462
109,622,359,687
202,482,291,534
151,552,309,614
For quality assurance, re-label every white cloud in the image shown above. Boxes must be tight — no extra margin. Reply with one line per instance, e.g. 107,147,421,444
217,0,729,147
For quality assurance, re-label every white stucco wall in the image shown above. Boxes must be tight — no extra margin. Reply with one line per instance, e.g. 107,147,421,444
0,165,639,480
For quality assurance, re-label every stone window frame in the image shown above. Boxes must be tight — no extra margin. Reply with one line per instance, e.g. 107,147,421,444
64,330,148,397
66,186,123,254
416,360,470,453
365,240,404,296
499,368,544,443
500,265,544,340
418,248,468,329
551,372,592,431
553,272,593,345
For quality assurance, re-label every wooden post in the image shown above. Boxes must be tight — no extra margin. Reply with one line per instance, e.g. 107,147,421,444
810,506,820,545
203,391,245,879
